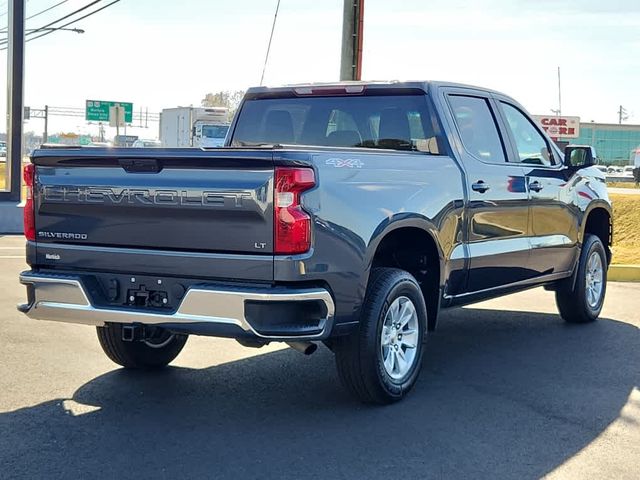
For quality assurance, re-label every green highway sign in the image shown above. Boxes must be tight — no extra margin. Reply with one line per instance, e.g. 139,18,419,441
85,100,133,123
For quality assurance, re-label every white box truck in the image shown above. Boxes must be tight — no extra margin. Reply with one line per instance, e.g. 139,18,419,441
159,107,230,148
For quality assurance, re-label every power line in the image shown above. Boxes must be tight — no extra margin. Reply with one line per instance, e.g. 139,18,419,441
0,0,101,44
36,105,161,122
0,0,70,33
22,0,102,38
20,0,119,44
0,0,30,20
1,0,120,49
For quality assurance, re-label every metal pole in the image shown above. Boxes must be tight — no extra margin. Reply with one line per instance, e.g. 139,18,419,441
557,66,562,117
6,0,25,201
260,0,281,86
340,0,364,81
340,0,355,80
355,0,364,80
115,105,120,141
43,105,49,143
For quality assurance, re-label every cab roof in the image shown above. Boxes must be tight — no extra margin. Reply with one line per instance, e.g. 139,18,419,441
245,80,510,98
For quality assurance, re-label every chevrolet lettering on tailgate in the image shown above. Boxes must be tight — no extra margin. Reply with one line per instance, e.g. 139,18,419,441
42,185,251,207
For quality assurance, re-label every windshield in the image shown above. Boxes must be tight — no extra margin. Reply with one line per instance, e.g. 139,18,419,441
231,93,442,153
202,125,229,139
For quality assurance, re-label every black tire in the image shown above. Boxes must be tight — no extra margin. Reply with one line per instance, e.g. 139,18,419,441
334,268,427,404
96,323,188,369
555,234,608,324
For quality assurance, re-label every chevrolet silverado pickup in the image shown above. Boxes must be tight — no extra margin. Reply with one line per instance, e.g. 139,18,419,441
19,81,612,404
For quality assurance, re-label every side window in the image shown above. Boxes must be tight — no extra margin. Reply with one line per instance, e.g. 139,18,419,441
448,95,506,163
501,102,554,166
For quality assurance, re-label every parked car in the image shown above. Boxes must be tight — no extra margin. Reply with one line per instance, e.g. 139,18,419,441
19,81,612,404
0,141,6,157
623,166,635,178
132,139,161,148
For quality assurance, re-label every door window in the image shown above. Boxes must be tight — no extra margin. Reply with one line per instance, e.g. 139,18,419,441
501,103,554,166
448,95,506,163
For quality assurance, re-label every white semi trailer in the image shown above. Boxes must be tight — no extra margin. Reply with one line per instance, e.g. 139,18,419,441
159,107,230,148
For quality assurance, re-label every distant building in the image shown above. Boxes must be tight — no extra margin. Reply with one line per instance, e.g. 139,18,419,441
571,122,640,165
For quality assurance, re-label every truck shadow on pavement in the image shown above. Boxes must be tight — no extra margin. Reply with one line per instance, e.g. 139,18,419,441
2,308,639,479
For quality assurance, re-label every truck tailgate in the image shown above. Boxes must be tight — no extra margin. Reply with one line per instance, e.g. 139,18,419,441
32,149,274,259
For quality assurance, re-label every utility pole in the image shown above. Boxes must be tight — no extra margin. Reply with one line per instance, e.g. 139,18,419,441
6,0,25,201
618,105,628,124
340,0,365,81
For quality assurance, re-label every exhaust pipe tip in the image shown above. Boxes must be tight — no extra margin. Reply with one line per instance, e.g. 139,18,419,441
286,341,318,355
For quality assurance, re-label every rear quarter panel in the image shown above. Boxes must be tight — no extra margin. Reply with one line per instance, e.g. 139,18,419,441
274,149,466,326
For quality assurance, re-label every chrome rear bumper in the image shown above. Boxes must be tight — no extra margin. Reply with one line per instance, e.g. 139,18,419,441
18,272,335,340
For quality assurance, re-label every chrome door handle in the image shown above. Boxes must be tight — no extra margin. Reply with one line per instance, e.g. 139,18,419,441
471,181,490,193
529,181,544,192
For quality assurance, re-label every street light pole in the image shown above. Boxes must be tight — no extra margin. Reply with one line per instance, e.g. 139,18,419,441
6,0,25,201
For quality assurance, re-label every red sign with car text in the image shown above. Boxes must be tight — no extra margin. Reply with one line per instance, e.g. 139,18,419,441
532,115,580,138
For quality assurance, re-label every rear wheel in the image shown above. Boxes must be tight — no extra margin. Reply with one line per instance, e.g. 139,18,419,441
96,323,188,369
334,268,427,404
555,234,607,323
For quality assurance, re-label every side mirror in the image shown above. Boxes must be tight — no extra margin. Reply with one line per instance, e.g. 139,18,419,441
565,145,598,168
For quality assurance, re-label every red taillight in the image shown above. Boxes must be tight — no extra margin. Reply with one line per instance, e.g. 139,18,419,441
23,163,35,241
274,167,315,254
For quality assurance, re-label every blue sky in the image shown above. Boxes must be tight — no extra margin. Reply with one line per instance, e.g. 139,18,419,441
1,0,638,137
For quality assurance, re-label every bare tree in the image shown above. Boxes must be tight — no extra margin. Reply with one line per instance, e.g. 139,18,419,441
201,90,245,114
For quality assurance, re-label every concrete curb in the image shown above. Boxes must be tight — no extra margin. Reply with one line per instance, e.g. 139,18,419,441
609,265,640,282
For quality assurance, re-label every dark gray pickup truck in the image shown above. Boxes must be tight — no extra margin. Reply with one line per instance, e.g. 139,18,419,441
19,81,612,403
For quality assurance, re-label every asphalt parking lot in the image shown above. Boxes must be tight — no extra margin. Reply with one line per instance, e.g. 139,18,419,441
0,235,638,479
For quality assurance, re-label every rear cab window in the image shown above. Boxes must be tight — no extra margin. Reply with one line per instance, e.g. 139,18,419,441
230,90,443,154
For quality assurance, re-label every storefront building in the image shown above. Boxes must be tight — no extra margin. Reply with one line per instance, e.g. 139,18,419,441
571,122,640,165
